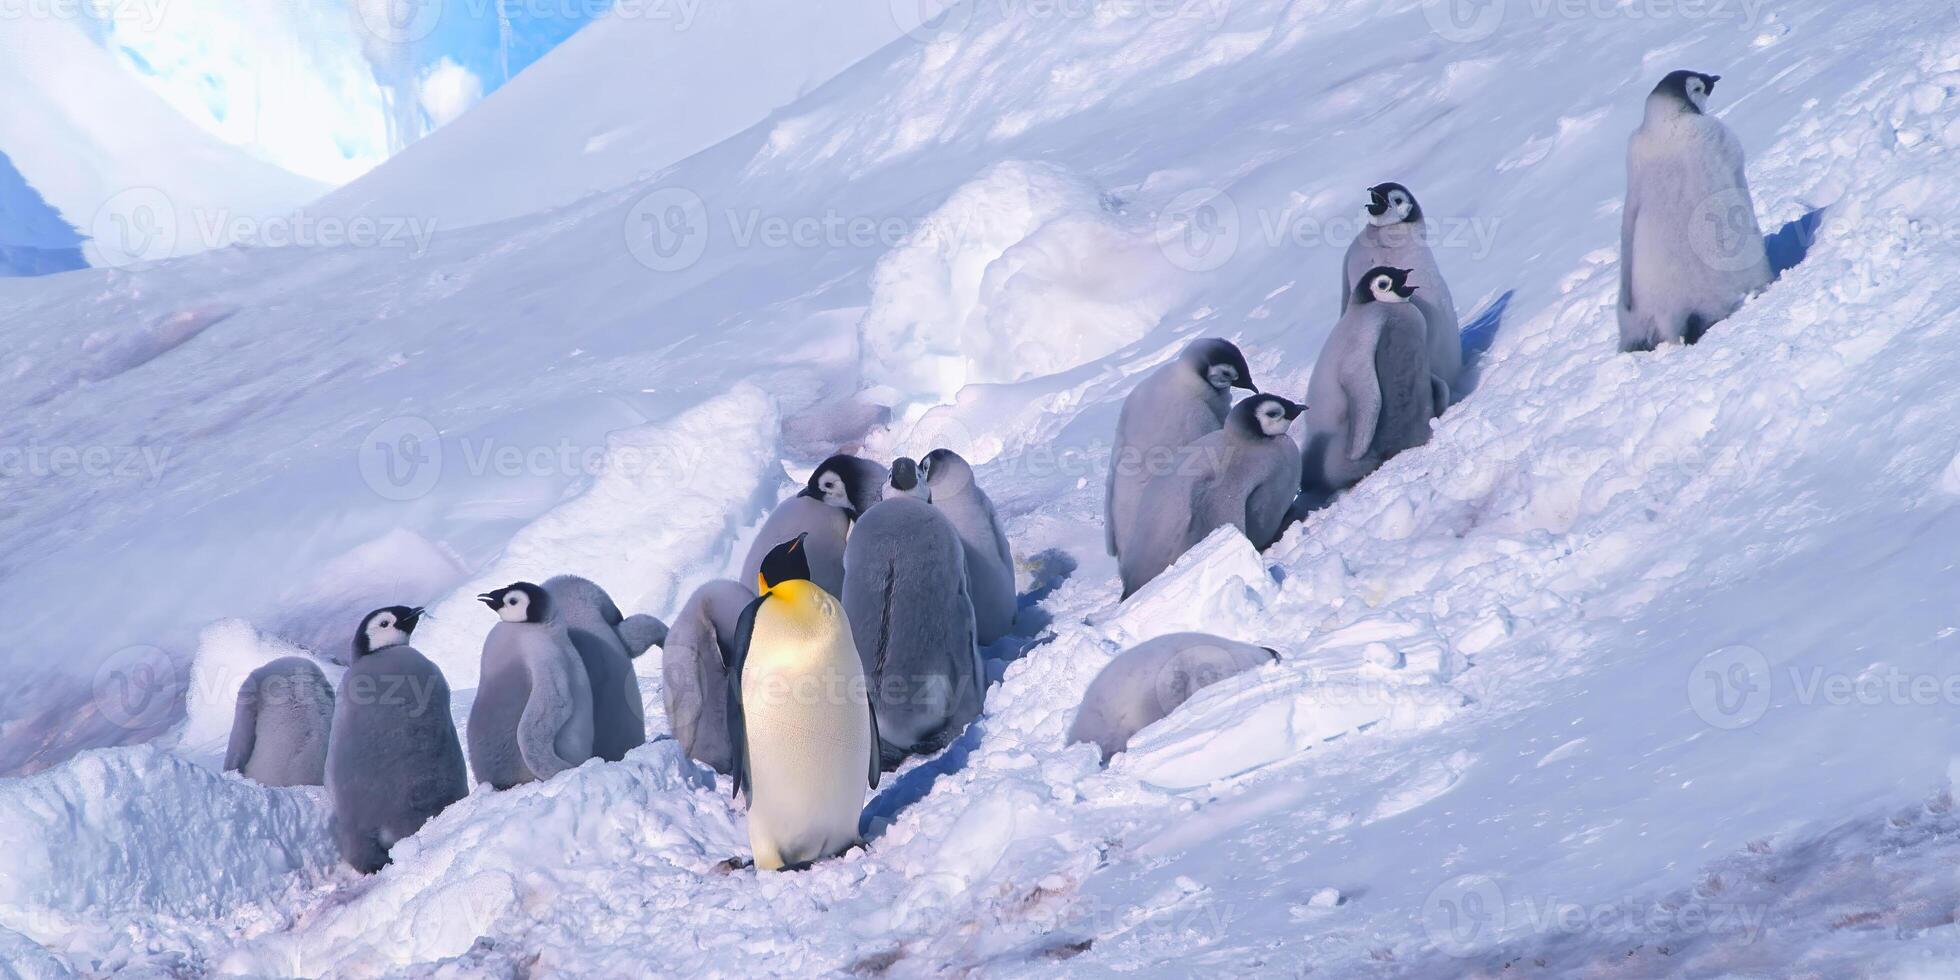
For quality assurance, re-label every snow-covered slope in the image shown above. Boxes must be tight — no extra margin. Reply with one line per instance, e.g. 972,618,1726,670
5,0,1960,975
0,17,324,267
311,1,928,230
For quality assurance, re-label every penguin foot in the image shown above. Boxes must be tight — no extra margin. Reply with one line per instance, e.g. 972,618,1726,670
711,857,754,875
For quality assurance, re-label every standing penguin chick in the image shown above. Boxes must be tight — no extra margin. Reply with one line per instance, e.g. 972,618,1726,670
843,486,985,768
1067,633,1279,763
466,583,596,789
662,578,753,774
225,656,335,787
1119,394,1304,598
326,606,468,873
919,448,1017,646
741,454,888,599
543,575,665,763
726,536,879,871
1106,338,1257,561
1343,182,1460,405
1299,267,1436,510
1619,70,1771,352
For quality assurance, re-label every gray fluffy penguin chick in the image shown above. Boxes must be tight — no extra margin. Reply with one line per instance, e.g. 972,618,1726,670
741,454,888,598
225,656,335,787
1299,267,1435,509
1342,181,1460,405
1118,394,1304,599
661,578,753,774
920,448,1017,647
1619,70,1771,352
466,583,596,789
543,575,663,763
1067,633,1279,763
842,492,985,768
1105,338,1256,560
326,606,468,873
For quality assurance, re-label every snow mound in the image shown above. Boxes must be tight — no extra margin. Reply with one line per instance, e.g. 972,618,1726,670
266,527,471,666
0,745,337,973
859,161,1189,420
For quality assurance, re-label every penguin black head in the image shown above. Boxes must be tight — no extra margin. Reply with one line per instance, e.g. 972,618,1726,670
757,533,811,594
478,582,550,624
797,453,885,519
1366,182,1422,225
1229,393,1305,438
1355,266,1417,305
1184,338,1258,393
919,447,975,495
889,456,930,501
1655,70,1720,114
352,605,423,659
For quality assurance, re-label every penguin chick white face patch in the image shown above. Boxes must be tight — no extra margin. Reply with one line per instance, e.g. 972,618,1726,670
1206,363,1240,390
816,472,850,509
366,614,409,651
1685,75,1709,112
498,591,529,623
1257,402,1291,436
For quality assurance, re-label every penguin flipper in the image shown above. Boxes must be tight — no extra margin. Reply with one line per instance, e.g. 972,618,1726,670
517,642,581,779
725,593,766,802
222,677,260,774
1619,193,1638,313
866,696,881,791
1342,338,1382,462
617,614,668,657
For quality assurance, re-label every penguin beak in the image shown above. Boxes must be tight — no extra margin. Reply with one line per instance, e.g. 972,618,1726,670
400,607,425,632
1365,190,1388,216
1395,284,1418,299
476,592,499,610
1283,400,1305,420
796,484,824,501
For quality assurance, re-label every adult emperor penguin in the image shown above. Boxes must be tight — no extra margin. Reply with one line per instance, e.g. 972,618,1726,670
224,656,335,787
1343,182,1461,404
845,467,985,767
1106,338,1257,562
919,448,1017,646
466,582,596,789
543,575,666,763
740,454,888,600
1619,70,1771,352
1067,633,1279,763
326,606,468,873
1119,394,1304,598
726,535,879,871
662,578,753,774
1298,267,1436,510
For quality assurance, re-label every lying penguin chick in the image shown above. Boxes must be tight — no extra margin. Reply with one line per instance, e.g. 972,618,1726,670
466,582,596,789
843,485,984,769
543,575,663,764
1344,181,1461,404
1067,633,1279,763
1298,266,1435,512
326,606,469,873
919,448,1017,647
663,578,754,774
225,656,335,787
1618,69,1771,352
1118,393,1304,598
741,453,887,599
726,534,879,871
1106,338,1258,563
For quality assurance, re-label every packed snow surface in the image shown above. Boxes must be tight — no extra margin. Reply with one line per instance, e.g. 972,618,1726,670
6,0,1960,976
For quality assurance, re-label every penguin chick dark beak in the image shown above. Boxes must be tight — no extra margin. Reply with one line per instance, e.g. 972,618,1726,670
400,607,425,633
1395,284,1418,299
1283,400,1305,420
1366,191,1388,216
796,484,823,500
1239,377,1259,393
476,593,499,610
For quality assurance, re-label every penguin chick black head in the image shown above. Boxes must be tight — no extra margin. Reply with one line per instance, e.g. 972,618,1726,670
797,453,885,519
1181,338,1258,393
1229,393,1305,438
757,533,811,593
919,447,975,495
889,456,930,501
478,582,550,624
1366,182,1422,225
1355,266,1417,305
353,605,424,659
1654,70,1720,114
